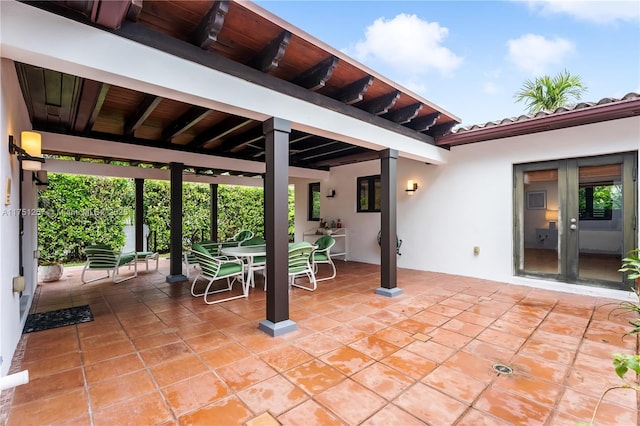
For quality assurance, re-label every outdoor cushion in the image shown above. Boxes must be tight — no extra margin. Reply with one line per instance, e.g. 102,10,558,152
192,243,212,256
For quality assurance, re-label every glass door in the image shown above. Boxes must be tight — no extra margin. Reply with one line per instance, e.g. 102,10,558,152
514,152,637,290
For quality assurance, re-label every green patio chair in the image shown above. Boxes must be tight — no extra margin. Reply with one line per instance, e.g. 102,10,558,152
311,235,336,281
288,241,317,291
81,244,137,284
183,240,223,278
228,230,254,244
189,243,247,304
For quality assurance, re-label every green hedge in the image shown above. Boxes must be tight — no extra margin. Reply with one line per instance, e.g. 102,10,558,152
38,173,294,263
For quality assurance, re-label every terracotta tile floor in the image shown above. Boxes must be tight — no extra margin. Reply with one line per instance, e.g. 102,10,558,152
2,259,639,425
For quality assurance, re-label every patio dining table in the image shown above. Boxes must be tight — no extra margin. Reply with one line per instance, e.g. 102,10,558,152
221,245,266,289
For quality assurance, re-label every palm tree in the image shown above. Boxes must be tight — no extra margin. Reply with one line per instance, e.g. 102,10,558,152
514,70,587,113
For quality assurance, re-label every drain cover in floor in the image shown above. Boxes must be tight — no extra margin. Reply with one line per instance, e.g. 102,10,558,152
492,363,513,374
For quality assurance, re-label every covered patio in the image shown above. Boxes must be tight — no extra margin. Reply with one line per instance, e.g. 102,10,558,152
1,260,637,425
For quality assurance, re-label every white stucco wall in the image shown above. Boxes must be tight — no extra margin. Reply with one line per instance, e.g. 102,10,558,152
0,58,36,376
322,117,639,292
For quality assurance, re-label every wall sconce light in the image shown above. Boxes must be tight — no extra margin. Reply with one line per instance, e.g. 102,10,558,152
405,179,418,194
545,209,558,229
8,132,44,171
326,188,336,198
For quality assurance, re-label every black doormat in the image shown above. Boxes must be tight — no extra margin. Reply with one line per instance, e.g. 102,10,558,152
23,305,94,333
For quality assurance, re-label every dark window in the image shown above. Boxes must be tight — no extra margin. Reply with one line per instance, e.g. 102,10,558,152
579,183,621,220
357,175,381,212
308,182,320,221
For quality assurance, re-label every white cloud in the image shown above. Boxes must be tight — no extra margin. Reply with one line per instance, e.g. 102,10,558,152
345,13,463,78
483,81,500,95
525,0,640,24
507,34,575,75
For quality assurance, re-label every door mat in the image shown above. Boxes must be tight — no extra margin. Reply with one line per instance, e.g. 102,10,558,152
23,305,94,333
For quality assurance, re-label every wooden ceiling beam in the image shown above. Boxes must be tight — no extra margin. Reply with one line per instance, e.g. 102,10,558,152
298,144,355,161
311,149,378,168
107,20,438,145
161,106,212,141
250,30,291,73
358,91,400,115
124,94,163,137
406,112,441,132
188,116,254,148
93,0,132,29
221,125,264,153
193,1,229,50
52,0,132,29
289,131,314,144
126,0,143,22
292,56,339,90
383,102,423,124
73,80,109,134
289,140,343,161
331,76,373,105
428,121,457,138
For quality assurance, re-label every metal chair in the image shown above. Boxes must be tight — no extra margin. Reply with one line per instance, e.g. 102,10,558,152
288,241,317,291
311,235,336,281
81,244,137,284
189,243,247,305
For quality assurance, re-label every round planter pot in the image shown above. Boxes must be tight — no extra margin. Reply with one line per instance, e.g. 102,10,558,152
38,264,64,282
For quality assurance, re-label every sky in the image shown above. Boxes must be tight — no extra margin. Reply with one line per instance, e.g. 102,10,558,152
253,0,640,126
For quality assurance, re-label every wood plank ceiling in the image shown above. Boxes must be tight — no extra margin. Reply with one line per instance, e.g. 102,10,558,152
16,0,459,173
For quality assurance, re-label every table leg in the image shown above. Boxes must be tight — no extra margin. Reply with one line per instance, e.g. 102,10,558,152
246,258,255,289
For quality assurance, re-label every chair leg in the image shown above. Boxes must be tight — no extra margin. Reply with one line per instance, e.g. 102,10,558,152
113,261,137,284
316,259,337,282
203,274,248,304
81,265,110,284
290,268,317,291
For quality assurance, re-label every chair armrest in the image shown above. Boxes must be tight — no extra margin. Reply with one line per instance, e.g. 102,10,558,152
215,256,244,266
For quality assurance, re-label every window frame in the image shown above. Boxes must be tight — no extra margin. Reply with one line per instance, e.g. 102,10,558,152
308,182,321,221
357,175,381,213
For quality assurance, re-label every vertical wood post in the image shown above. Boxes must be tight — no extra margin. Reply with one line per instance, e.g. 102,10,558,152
135,178,144,252
259,117,296,336
166,162,187,283
377,149,402,297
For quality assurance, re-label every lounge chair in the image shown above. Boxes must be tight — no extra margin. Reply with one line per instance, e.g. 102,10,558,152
81,244,137,284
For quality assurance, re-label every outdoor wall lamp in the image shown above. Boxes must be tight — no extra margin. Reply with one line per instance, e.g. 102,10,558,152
326,188,336,198
405,179,418,194
8,132,44,171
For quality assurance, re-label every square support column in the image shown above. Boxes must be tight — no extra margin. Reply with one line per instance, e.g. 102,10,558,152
210,183,218,242
166,162,187,283
259,117,296,336
377,149,402,297
135,178,144,252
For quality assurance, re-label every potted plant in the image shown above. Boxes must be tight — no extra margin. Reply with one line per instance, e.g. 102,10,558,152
37,249,65,282
619,248,640,281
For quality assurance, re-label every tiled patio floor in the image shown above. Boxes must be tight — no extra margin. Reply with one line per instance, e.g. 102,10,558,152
2,259,638,425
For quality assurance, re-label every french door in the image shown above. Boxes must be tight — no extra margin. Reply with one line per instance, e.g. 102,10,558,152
514,152,637,290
